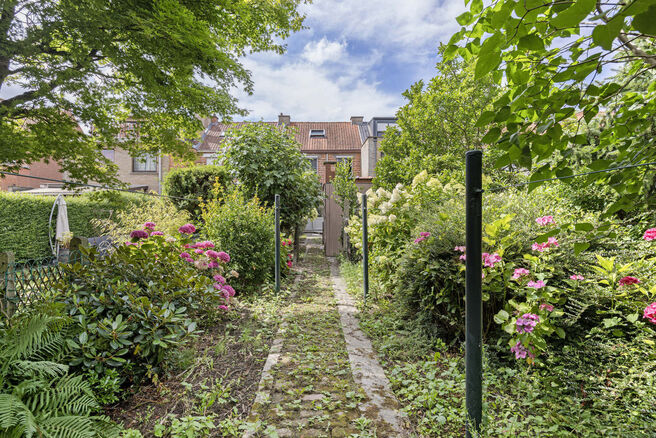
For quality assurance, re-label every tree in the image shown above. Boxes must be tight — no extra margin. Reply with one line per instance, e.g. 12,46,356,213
163,165,231,218
333,158,358,218
221,123,323,255
446,0,656,214
374,53,499,189
0,0,306,185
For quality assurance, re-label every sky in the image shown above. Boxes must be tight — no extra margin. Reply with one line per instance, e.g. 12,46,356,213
235,0,467,122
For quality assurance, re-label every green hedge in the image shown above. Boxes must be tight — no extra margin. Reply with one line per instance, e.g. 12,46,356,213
0,191,139,261
163,165,230,219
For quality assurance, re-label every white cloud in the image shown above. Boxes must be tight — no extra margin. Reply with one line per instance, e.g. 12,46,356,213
237,55,400,122
302,37,347,65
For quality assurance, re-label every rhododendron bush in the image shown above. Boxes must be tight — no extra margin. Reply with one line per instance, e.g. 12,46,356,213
55,221,237,388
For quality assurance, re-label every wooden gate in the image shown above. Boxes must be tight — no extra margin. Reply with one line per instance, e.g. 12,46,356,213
323,183,343,256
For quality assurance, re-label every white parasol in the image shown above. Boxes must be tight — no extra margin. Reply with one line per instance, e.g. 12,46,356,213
49,194,70,257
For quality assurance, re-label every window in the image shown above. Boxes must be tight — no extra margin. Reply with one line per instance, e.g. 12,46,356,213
306,156,318,172
204,153,218,166
101,149,115,161
375,121,397,136
309,129,326,138
133,153,158,172
336,156,353,175
119,121,140,141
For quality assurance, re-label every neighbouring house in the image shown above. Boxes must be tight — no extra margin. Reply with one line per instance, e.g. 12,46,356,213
195,114,397,184
0,160,66,192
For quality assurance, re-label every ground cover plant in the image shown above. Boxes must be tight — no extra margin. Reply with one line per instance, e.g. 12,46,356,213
344,167,656,436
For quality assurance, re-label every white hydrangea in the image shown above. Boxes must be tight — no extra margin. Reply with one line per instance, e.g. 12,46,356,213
389,214,397,222
412,170,429,187
390,188,401,203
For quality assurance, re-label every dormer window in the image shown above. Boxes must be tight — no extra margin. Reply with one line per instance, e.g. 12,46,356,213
309,129,326,138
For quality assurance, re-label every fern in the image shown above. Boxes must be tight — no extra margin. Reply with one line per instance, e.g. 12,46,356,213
0,315,119,438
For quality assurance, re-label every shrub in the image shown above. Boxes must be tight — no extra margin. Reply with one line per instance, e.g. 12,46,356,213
0,314,119,437
201,185,277,294
0,191,138,261
163,165,230,218
92,197,191,242
56,222,237,386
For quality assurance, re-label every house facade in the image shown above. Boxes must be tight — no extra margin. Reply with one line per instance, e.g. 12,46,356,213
0,160,66,192
195,114,396,184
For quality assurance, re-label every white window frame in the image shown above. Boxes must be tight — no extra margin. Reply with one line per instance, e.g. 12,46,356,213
132,153,158,172
309,129,326,138
305,155,319,172
336,155,353,175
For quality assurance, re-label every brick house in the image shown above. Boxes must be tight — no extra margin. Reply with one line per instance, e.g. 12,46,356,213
195,114,396,184
0,160,66,192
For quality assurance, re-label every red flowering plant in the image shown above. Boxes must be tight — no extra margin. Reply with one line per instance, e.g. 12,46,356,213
281,236,294,271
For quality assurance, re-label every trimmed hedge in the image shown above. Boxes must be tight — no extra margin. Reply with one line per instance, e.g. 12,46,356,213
0,191,139,261
163,165,230,218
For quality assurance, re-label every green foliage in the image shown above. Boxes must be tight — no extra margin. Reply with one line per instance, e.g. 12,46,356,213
0,191,138,261
201,184,277,294
92,197,191,243
55,226,235,385
0,314,119,437
163,166,231,218
374,52,499,189
332,158,358,218
446,0,656,214
221,123,323,232
0,0,306,185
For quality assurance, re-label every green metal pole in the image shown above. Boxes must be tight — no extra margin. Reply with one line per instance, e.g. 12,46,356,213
275,194,281,294
362,193,368,307
465,150,483,437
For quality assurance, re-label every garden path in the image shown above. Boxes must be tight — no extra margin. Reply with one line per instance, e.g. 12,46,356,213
244,238,409,437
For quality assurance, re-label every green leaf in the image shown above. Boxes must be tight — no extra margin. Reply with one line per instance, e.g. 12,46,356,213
475,33,503,79
494,309,510,324
555,327,565,339
481,127,501,144
626,313,639,323
574,222,594,232
518,34,544,51
632,6,656,35
574,242,590,255
592,16,624,50
456,11,474,26
551,0,595,28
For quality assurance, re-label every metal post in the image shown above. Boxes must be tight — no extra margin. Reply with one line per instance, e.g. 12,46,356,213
0,251,16,318
361,194,369,307
465,150,483,437
275,194,281,293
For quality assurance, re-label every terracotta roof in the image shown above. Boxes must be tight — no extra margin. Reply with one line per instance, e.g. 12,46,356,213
196,121,363,153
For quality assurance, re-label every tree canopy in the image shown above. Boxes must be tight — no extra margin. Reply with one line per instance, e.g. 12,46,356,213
446,0,656,214
220,122,323,232
0,0,306,185
373,54,499,189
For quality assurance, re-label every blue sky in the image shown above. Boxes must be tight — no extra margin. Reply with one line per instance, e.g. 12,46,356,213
236,0,467,122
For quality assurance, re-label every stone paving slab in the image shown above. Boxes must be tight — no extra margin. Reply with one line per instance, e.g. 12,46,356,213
244,243,409,437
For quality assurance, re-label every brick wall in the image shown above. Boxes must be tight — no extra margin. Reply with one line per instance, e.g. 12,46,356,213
113,148,172,193
301,152,361,184
1,160,65,191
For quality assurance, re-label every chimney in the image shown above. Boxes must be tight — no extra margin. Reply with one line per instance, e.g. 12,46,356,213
278,113,290,125
350,116,364,124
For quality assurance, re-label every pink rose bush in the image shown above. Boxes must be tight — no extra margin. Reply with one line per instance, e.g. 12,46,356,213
643,228,656,241
644,303,656,324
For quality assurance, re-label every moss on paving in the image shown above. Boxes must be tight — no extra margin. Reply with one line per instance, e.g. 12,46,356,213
247,251,377,438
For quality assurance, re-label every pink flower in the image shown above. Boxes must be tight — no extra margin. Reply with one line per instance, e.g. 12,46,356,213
287,261,293,268
459,254,467,261
125,241,137,246
536,216,555,226
619,276,640,287
184,257,194,263
547,237,559,247
217,251,230,263
539,303,554,312
194,259,209,270
213,275,226,284
150,231,164,236
510,341,534,360
184,243,193,249
178,223,197,234
194,249,204,254
213,283,223,290
516,313,540,334
143,222,156,230
643,228,656,241
197,240,215,249
130,229,149,239
483,252,502,268
643,302,656,324
222,285,236,297
512,268,530,280
208,261,219,268
569,274,584,281
205,250,219,259
454,246,466,252
527,280,545,289
420,232,431,237
532,237,559,252
219,305,228,311
414,237,426,244
179,252,191,258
